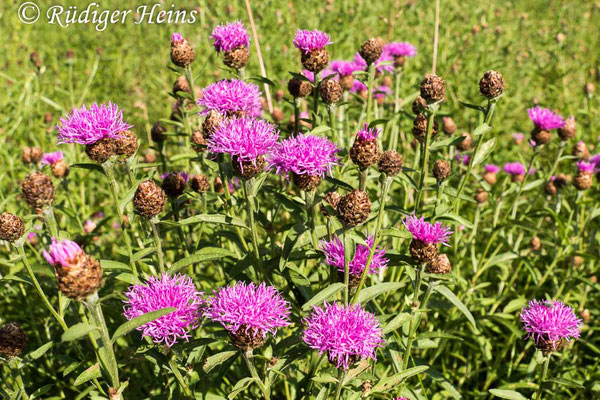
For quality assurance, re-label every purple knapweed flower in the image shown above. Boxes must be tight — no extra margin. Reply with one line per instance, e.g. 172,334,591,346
590,154,600,166
320,235,388,276
303,302,385,370
293,29,332,53
330,60,358,77
373,85,392,99
302,69,315,83
27,232,37,244
455,154,470,165
42,237,83,268
576,161,595,174
520,299,582,351
208,117,278,165
374,51,395,74
83,219,97,234
123,273,204,347
528,106,565,130
356,123,379,141
484,164,500,174
161,171,189,183
266,134,338,178
41,151,64,166
350,80,368,93
171,32,183,43
384,42,417,58
504,162,526,176
210,21,250,53
204,282,291,338
197,79,262,117
353,53,368,71
512,133,525,144
403,215,452,245
56,102,132,145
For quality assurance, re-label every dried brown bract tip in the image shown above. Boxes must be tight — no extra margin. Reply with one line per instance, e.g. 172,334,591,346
22,172,55,210
359,37,384,65
85,137,117,163
224,46,250,70
319,79,343,105
115,131,138,158
412,113,439,143
0,212,25,242
171,36,195,67
233,155,265,180
378,150,403,176
288,76,313,98
151,121,167,143
479,70,505,99
426,254,451,274
336,189,371,226
301,48,330,73
0,323,26,358
433,160,451,182
190,174,210,193
321,191,341,217
420,74,446,103
22,146,43,164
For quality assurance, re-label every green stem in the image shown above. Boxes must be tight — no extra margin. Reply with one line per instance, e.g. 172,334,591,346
312,72,321,126
168,355,192,399
84,293,120,391
242,349,269,399
351,177,392,304
305,190,319,250
150,218,165,274
102,161,137,276
358,169,368,191
453,100,496,210
402,264,424,370
547,141,566,180
333,369,347,400
415,111,435,211
15,243,68,331
42,206,59,238
343,230,350,305
365,64,376,124
535,356,550,400
509,149,539,220
328,105,338,144
293,97,301,136
184,66,197,104
243,179,262,268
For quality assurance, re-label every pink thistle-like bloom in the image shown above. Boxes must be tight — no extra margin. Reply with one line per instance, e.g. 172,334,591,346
293,29,332,53
403,215,452,245
512,133,525,144
356,123,380,141
171,32,183,43
123,274,204,347
266,134,338,178
161,171,189,183
455,154,470,165
303,302,385,370
56,102,132,145
374,51,395,74
302,69,315,83
352,53,368,71
384,42,417,58
83,219,97,234
42,237,83,268
330,60,358,77
41,151,64,166
484,164,500,173
210,21,250,53
373,85,392,99
350,80,368,93
197,79,262,117
204,282,291,338
520,299,582,351
528,106,565,130
208,117,278,165
576,161,595,174
504,162,526,176
27,232,37,244
320,235,388,276
590,154,600,166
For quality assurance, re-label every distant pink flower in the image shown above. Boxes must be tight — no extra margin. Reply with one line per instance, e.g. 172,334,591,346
84,220,97,234
210,21,250,53
384,42,417,57
123,274,204,347
577,161,595,174
350,80,367,93
41,151,64,166
484,164,500,173
403,215,452,245
56,102,132,145
171,32,183,43
512,133,525,144
528,106,565,130
455,154,470,165
373,85,392,99
504,162,526,176
293,29,332,53
590,154,600,166
161,171,189,183
320,235,388,276
330,60,359,77
302,70,315,83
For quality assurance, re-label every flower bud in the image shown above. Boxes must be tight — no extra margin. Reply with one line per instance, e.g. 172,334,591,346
337,189,371,226
22,172,55,210
0,323,26,358
134,180,167,218
0,212,25,242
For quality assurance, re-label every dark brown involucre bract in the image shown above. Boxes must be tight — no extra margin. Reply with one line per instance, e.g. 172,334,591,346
22,172,55,210
134,180,167,218
0,212,25,242
337,189,371,226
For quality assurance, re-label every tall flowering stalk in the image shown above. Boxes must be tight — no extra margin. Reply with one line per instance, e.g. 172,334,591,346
520,300,582,399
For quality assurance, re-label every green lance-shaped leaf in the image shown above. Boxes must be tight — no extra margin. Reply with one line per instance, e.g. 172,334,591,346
73,364,102,386
435,285,478,331
111,307,176,343
203,351,238,373
61,323,97,342
302,282,346,311
488,389,528,400
371,365,429,392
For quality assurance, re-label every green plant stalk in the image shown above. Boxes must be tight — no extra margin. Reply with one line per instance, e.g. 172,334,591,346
358,168,368,191
302,354,325,400
102,161,136,275
184,66,197,104
312,72,321,126
15,243,68,331
535,356,550,400
293,97,301,136
150,218,165,274
15,369,29,400
415,111,435,211
453,100,497,210
333,369,347,400
343,230,350,305
242,349,270,399
365,63,376,124
42,206,59,238
388,68,403,150
84,293,120,392
402,263,424,370
509,148,539,220
243,178,262,269
328,104,338,144
305,190,319,250
351,176,392,304
168,355,192,399
547,140,566,180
